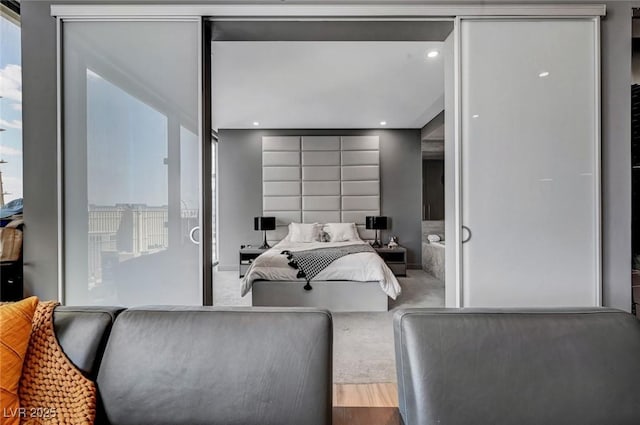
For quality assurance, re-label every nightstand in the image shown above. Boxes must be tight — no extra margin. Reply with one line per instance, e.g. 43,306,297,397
374,246,407,277
239,246,268,278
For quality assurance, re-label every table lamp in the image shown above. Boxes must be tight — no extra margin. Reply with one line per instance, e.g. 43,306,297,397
254,216,276,249
366,216,388,248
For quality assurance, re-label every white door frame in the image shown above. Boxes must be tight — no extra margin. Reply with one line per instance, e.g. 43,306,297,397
52,3,605,307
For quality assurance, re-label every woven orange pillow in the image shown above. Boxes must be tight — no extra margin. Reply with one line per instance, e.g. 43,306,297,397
0,296,38,425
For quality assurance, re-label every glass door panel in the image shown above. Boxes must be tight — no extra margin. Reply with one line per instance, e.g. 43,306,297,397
63,21,202,306
460,19,599,307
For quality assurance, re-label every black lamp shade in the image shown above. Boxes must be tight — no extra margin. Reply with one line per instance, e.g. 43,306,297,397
254,216,276,231
366,216,388,230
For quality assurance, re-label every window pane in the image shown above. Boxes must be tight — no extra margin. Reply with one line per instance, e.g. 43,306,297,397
63,21,201,306
0,13,23,207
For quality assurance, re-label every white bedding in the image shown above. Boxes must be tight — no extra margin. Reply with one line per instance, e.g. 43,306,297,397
241,240,402,299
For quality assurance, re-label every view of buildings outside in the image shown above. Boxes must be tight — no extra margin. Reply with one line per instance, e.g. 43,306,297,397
0,12,23,206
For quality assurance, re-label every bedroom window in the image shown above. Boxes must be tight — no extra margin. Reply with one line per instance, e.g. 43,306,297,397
0,2,22,208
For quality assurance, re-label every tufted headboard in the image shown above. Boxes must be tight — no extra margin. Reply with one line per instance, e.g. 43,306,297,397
262,135,380,243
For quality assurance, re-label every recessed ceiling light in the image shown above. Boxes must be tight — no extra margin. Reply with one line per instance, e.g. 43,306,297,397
380,121,387,126
427,51,439,59
538,71,550,78
253,121,260,126
472,114,480,119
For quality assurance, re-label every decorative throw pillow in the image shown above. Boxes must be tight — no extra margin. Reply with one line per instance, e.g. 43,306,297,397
0,296,39,425
289,223,322,243
323,223,361,242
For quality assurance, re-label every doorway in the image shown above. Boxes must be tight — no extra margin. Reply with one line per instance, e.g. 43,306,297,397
208,19,454,388
210,20,454,307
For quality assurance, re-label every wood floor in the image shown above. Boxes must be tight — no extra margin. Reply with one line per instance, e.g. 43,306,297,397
333,383,398,407
332,383,401,425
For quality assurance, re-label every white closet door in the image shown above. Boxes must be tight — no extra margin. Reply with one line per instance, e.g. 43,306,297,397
460,19,599,307
63,21,202,306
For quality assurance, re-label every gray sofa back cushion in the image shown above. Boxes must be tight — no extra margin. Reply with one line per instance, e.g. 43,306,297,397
394,308,640,425
54,306,124,378
96,307,332,425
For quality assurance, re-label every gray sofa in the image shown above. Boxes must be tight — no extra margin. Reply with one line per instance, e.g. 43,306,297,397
53,306,333,425
394,308,640,425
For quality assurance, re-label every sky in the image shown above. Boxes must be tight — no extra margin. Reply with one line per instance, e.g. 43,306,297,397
0,15,23,204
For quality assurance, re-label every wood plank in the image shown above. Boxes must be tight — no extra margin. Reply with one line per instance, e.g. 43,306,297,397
333,407,401,425
333,383,398,407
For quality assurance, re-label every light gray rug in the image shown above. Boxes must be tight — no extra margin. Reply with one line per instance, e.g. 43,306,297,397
213,269,444,383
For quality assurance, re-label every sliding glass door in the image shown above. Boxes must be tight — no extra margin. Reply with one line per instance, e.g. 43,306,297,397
459,19,600,307
62,20,204,306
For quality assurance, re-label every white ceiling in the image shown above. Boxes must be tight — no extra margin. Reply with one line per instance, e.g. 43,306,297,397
211,41,445,130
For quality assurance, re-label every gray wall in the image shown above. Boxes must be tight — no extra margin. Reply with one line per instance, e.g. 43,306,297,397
601,2,632,312
21,0,59,300
21,1,633,311
218,129,422,269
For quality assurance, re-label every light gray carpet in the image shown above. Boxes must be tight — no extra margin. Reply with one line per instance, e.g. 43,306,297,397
212,269,444,383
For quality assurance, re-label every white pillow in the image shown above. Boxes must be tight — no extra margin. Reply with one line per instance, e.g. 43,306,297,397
323,223,361,242
288,222,323,243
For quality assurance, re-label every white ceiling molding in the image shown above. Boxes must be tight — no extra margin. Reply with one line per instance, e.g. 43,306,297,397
51,4,606,19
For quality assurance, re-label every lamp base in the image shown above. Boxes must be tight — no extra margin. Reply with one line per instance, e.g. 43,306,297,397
371,230,382,248
259,230,271,250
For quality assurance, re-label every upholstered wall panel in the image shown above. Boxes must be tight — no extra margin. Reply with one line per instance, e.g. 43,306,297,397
303,196,341,211
342,165,379,181
262,137,303,242
263,135,379,242
343,196,380,211
341,136,380,151
342,181,379,196
263,196,301,211
302,136,340,151
303,181,340,196
340,136,380,239
342,151,380,166
263,181,301,196
302,151,341,166
303,166,340,181
263,166,300,181
343,212,372,225
263,151,300,166
262,136,301,151
303,211,341,224
272,211,302,225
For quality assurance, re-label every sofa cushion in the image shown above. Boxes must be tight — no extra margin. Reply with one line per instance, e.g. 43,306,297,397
54,306,124,378
96,307,332,425
0,297,38,425
394,308,640,425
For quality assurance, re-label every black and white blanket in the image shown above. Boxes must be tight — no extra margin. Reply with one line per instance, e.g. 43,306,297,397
282,244,376,290
240,240,401,299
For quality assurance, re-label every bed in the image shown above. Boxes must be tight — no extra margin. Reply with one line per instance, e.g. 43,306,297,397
241,239,401,312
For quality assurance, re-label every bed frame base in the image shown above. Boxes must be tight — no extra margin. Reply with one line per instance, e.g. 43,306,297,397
251,280,389,312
